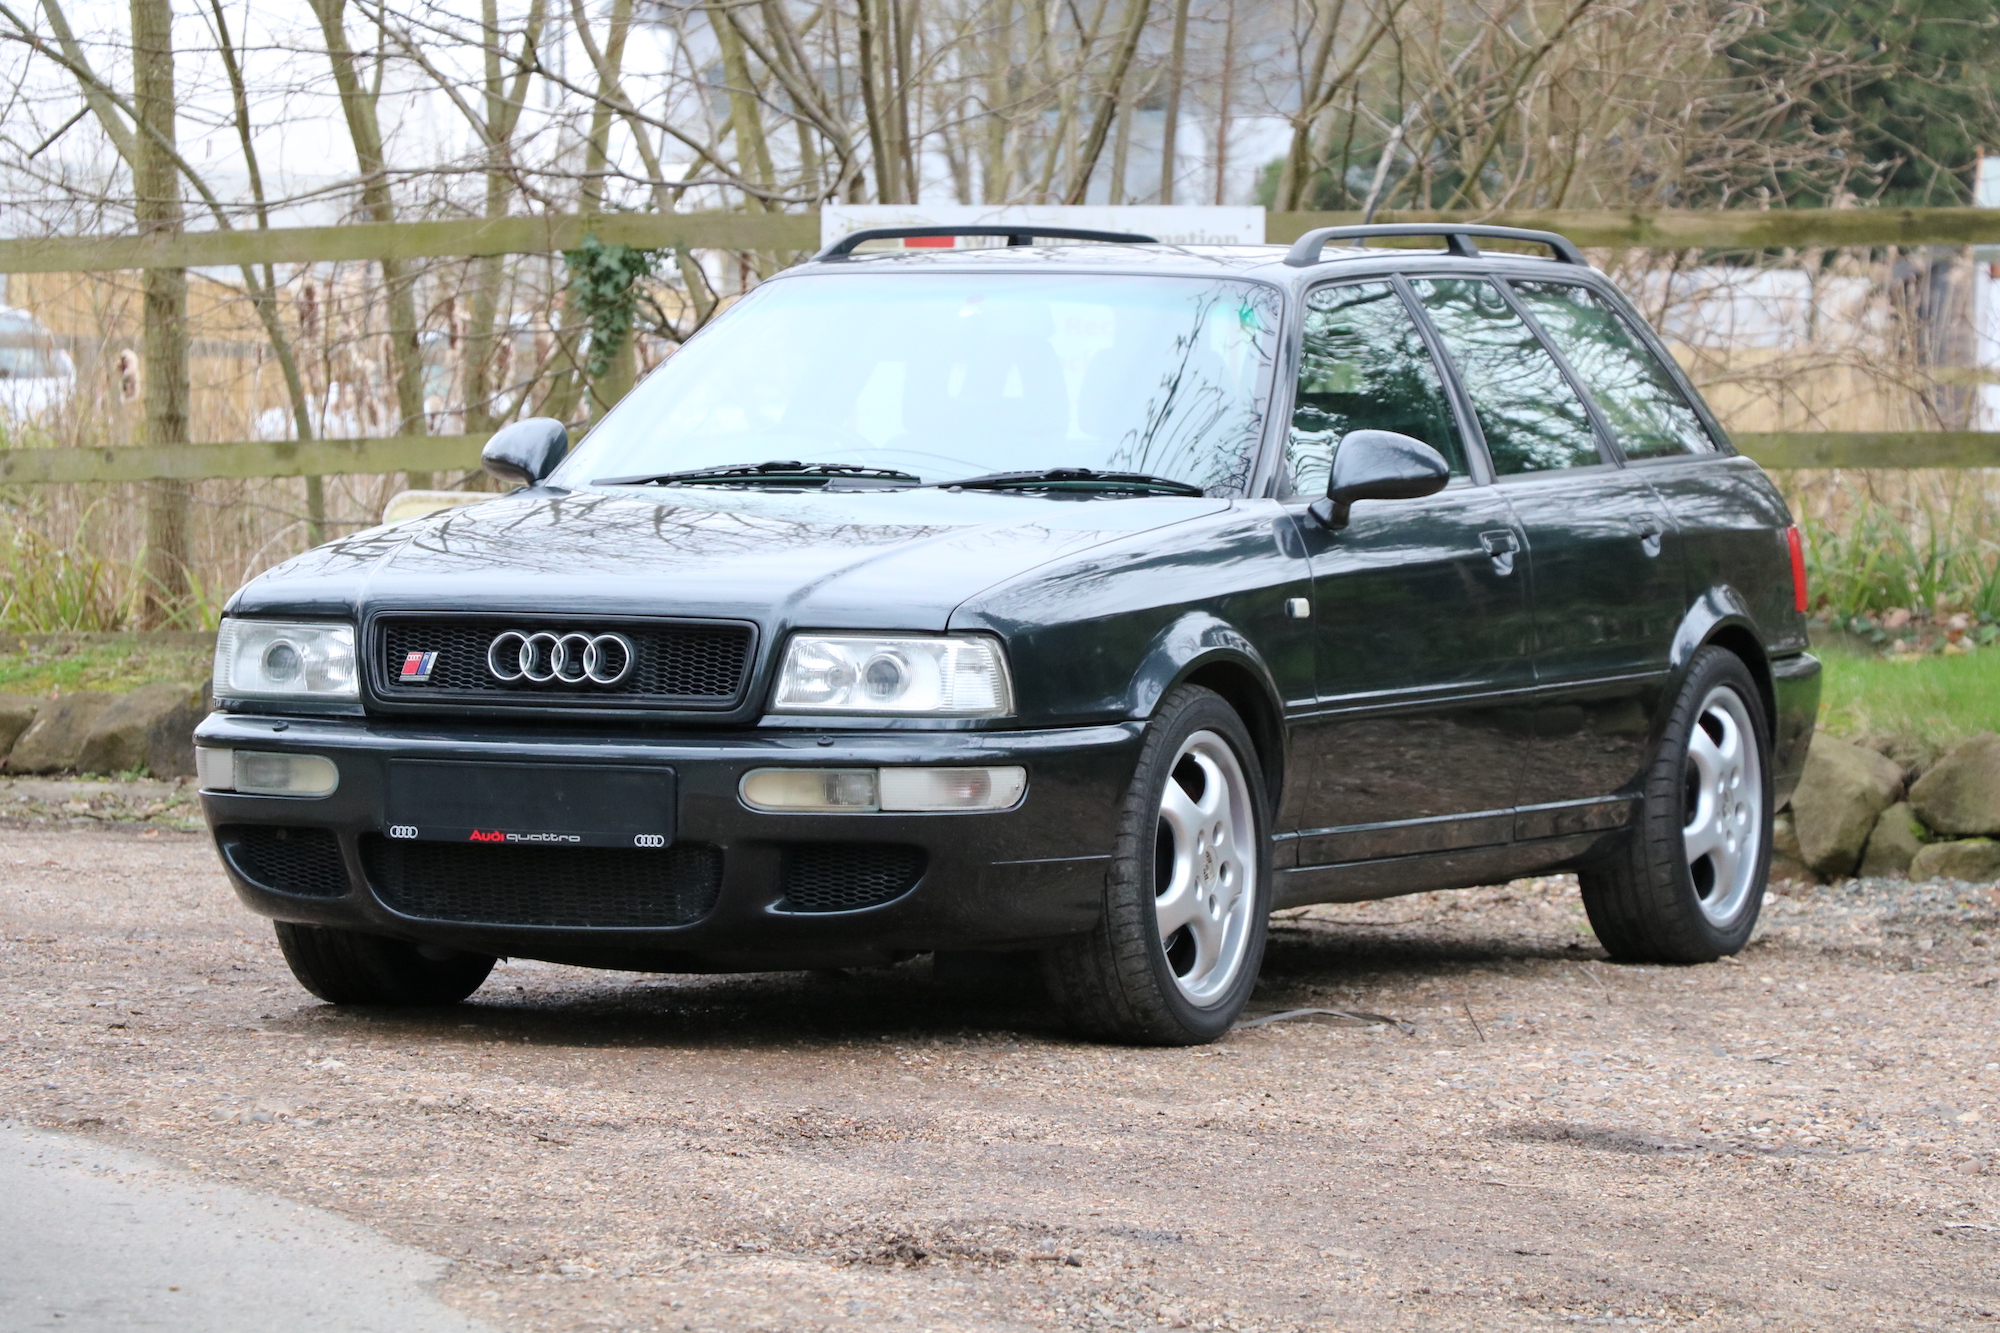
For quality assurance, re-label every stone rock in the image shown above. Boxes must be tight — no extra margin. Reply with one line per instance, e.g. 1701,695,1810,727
77,682,207,777
1909,732,2000,836
1790,735,1906,879
5,691,115,773
1858,802,1928,878
0,692,38,755
1768,810,1815,884
1909,837,2000,884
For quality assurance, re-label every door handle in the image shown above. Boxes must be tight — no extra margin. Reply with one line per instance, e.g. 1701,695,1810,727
1630,518,1665,558
1478,529,1519,575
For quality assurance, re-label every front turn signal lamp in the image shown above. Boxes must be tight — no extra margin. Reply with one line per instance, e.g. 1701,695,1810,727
197,747,340,797
740,766,1026,813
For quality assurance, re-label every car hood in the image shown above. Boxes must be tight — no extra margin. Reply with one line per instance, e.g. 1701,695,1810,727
230,484,1231,631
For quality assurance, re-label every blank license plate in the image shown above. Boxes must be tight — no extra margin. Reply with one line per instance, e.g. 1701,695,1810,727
385,761,674,849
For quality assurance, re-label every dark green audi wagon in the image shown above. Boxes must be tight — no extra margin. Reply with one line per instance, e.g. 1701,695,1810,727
196,223,1820,1044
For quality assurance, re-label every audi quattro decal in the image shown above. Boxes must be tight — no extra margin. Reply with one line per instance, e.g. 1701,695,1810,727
387,823,664,848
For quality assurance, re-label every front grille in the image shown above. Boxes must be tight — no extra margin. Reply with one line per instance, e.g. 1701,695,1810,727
779,843,926,913
220,826,350,898
359,835,723,927
372,615,754,709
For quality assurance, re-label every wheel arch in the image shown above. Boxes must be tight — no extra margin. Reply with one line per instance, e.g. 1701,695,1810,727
1126,613,1288,809
1670,586,1775,734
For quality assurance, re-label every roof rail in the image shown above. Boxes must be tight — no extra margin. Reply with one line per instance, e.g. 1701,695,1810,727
1283,224,1587,269
815,225,1157,261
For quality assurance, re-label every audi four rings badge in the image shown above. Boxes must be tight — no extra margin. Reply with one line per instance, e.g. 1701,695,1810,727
398,650,438,683
486,630,635,685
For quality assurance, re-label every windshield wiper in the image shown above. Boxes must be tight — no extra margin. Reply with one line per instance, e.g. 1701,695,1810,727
938,467,1205,497
595,460,922,488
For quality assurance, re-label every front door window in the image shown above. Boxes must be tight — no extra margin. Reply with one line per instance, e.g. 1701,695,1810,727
1287,281,1467,497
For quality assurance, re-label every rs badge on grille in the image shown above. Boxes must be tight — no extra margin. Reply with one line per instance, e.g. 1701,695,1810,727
399,650,439,683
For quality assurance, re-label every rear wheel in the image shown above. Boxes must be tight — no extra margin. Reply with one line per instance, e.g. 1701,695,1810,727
273,922,495,1005
1579,646,1771,963
1041,684,1271,1044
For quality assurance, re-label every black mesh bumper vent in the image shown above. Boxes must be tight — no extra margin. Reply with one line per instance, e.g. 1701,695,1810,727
779,843,926,913
221,826,350,898
372,615,754,709
359,836,723,928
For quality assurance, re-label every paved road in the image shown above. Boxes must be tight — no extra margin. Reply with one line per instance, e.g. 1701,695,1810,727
0,1123,493,1332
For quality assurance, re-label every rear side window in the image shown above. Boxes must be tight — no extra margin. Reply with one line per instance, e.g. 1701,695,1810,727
1510,281,1715,459
1410,277,1603,476
1288,281,1467,496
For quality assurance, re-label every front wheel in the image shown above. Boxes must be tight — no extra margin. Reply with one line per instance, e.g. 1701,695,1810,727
274,922,496,1005
1041,684,1271,1044
1579,646,1772,963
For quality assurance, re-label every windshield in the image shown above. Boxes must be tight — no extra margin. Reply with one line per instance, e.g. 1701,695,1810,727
554,272,1280,494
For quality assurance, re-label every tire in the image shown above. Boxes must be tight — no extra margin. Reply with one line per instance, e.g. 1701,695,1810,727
1041,684,1272,1044
273,921,495,1005
1579,646,1773,964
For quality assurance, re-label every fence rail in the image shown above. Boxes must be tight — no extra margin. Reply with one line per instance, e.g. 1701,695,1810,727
6,206,2000,481
7,206,2000,274
0,433,480,485
3,431,1997,486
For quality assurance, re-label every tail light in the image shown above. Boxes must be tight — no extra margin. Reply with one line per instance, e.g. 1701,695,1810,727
1785,525,1808,613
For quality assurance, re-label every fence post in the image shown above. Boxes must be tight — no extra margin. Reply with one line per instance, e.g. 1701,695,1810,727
131,0,192,627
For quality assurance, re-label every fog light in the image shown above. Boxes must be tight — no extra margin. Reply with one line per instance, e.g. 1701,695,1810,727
200,748,339,797
879,767,1026,812
740,768,879,812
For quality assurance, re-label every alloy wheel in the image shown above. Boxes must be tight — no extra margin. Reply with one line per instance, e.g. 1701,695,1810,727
1681,684,1763,926
1153,730,1258,1005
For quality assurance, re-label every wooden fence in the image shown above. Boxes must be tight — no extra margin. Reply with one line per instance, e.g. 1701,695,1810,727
4,206,2000,482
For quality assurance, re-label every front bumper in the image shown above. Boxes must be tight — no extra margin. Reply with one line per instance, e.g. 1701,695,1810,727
193,711,1140,969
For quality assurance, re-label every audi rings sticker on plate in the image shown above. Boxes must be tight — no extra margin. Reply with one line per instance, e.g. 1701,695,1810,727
486,630,635,685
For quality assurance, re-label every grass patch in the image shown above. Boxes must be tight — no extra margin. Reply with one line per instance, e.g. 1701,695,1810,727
0,634,213,698
1814,638,2000,769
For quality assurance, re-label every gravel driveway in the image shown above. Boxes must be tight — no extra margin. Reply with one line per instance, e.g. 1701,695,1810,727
3,808,1997,1331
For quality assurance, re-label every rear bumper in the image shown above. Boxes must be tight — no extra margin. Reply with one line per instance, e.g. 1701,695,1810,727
193,711,1140,969
1770,651,1821,807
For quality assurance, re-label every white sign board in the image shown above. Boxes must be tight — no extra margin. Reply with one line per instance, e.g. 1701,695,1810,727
819,205,1266,250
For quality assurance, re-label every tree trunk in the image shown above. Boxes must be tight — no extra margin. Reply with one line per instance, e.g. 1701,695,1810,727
1158,0,1189,204
131,0,190,627
311,0,430,488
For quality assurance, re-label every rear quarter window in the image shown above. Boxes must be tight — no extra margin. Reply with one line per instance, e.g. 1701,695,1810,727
1509,281,1716,460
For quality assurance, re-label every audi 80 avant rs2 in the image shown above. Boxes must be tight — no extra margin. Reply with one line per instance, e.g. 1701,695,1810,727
196,223,1820,1045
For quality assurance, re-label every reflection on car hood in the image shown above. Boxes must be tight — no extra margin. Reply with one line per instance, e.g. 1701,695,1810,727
230,484,1230,630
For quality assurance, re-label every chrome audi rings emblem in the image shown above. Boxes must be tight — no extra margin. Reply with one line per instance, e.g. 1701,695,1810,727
487,630,635,685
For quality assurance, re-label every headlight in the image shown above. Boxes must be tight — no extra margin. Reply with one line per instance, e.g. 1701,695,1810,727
771,634,1013,716
213,619,358,701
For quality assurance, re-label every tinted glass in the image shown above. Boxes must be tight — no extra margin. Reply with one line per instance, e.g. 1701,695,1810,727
556,273,1280,495
1510,281,1714,459
1287,282,1467,496
1411,277,1603,475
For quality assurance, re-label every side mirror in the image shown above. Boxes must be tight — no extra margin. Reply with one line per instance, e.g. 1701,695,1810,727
1309,429,1451,529
481,417,570,488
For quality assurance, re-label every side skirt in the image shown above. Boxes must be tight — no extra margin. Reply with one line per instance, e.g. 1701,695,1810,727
1274,829,1627,908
